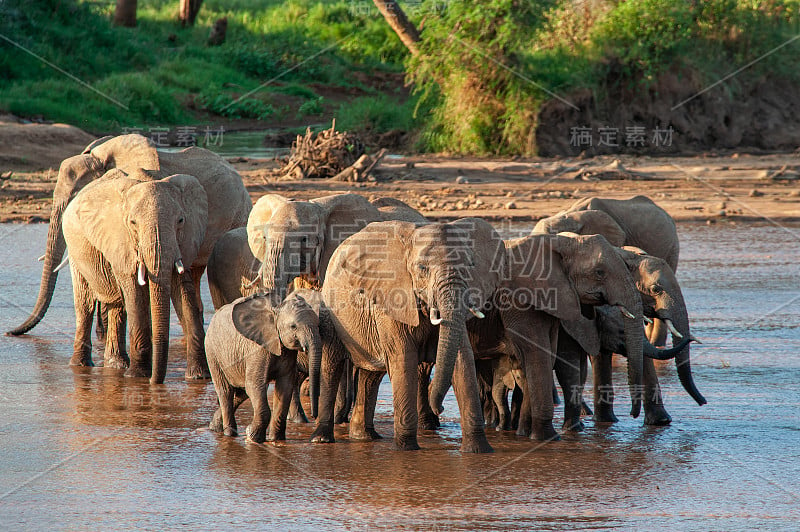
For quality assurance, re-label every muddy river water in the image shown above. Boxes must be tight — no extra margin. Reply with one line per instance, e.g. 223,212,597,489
0,222,798,530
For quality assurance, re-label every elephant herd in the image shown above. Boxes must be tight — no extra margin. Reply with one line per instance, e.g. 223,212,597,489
8,134,706,453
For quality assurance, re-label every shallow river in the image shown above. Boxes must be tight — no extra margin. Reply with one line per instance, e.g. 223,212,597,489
1,222,798,530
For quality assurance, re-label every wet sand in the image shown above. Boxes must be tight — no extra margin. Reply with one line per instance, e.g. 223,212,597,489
1,223,798,529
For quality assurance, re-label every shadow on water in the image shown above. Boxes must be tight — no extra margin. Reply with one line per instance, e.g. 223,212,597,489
1,223,799,529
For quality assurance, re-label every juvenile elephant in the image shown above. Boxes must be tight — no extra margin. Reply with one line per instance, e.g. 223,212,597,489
8,134,251,337
245,193,426,305
312,219,506,453
63,170,208,383
206,292,323,442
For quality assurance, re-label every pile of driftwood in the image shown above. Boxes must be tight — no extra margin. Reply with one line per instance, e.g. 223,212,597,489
276,122,386,182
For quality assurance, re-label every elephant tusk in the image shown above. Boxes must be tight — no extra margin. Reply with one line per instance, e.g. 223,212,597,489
243,275,260,289
643,316,653,325
53,253,70,273
665,319,684,339
469,306,485,319
619,306,636,319
689,334,702,344
430,307,443,326
37,254,45,262
137,262,147,286
175,259,185,275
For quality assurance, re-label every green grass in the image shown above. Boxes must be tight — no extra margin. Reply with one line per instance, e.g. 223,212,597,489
0,0,408,131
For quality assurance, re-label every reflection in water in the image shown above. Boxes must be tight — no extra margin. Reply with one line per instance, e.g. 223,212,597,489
1,223,799,529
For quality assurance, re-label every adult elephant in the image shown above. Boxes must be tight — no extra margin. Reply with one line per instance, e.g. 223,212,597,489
7,134,251,337
458,232,646,440
557,247,706,427
312,219,506,453
63,170,208,384
245,193,426,305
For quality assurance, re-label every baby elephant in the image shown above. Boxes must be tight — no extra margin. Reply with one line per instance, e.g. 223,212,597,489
205,292,322,443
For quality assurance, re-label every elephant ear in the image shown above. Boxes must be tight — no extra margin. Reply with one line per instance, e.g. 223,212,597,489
247,194,290,259
329,220,419,327
163,174,209,264
312,194,381,281
534,210,626,247
74,174,139,272
448,218,505,307
504,234,582,321
561,317,601,356
232,294,282,355
89,134,160,173
54,154,107,199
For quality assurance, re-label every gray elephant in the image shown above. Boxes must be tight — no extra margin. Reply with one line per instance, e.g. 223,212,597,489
8,134,251,337
244,193,427,305
459,232,646,440
311,218,506,453
63,170,208,383
557,246,705,427
206,292,323,442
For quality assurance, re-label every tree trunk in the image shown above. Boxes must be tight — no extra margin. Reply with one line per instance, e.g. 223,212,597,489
113,0,137,27
179,0,204,27
371,0,420,55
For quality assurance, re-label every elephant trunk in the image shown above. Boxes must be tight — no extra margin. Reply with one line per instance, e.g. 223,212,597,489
304,326,323,419
618,288,644,418
663,300,707,406
142,229,171,385
644,334,692,360
428,281,467,416
262,239,291,304
6,201,67,335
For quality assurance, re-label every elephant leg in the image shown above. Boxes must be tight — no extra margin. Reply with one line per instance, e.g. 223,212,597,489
69,266,95,367
349,369,383,441
591,351,618,423
174,271,210,380
554,334,585,432
643,357,672,426
191,265,205,315
244,361,270,443
269,360,295,441
516,377,532,437
102,305,129,370
210,388,247,435
386,349,420,451
95,301,108,345
490,365,511,431
333,366,350,424
579,354,592,416
288,371,309,424
509,385,523,430
123,280,152,379
519,320,560,442
417,362,440,430
310,352,345,444
476,359,497,429
452,345,493,453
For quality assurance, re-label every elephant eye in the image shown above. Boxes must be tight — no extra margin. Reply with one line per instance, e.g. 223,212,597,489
417,263,428,274
594,268,605,278
291,323,297,329
129,219,137,226
178,217,185,225
652,284,664,295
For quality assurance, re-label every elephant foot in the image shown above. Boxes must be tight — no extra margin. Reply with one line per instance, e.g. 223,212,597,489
224,427,238,437
516,421,531,438
288,412,309,424
392,436,421,451
460,432,494,454
644,405,672,426
209,410,223,432
246,424,267,443
350,427,382,441
495,418,512,432
70,353,94,367
310,424,335,443
333,408,350,425
531,420,561,442
185,364,211,381
593,405,619,423
124,365,151,379
563,417,585,432
266,430,286,442
418,414,440,430
103,355,129,370
580,401,593,416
